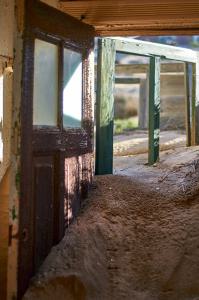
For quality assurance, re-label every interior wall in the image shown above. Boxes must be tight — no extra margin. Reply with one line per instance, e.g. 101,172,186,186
0,0,14,299
0,0,13,180
6,0,26,298
0,0,23,299
0,167,10,299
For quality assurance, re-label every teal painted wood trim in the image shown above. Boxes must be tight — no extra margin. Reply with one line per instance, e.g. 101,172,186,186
148,56,161,165
115,77,140,84
194,56,199,145
184,62,192,147
191,63,196,145
191,60,199,145
113,37,197,63
95,38,116,175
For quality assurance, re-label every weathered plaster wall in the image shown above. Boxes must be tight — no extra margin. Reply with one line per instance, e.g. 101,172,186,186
0,1,14,299
0,65,13,181
0,0,14,181
0,0,14,57
0,0,25,299
0,167,10,299
6,0,25,298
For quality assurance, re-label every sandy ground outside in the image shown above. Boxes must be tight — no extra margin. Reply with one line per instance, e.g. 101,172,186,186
24,144,199,300
114,146,199,181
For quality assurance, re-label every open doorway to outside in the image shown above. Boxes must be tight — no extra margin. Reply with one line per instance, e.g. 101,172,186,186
95,36,199,178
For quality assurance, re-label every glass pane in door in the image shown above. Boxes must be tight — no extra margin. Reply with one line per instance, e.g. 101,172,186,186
33,39,58,126
63,48,82,128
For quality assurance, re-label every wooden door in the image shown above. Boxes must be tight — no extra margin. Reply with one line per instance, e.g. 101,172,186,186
19,2,94,298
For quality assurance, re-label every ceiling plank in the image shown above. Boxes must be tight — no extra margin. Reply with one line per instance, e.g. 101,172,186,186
60,0,199,3
59,0,199,36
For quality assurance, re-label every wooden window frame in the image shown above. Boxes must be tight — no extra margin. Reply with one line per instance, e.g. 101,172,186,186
32,31,86,132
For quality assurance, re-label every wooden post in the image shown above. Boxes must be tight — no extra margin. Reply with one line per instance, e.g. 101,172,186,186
95,38,116,175
191,56,199,145
193,54,199,145
191,63,196,145
184,62,192,146
148,56,161,165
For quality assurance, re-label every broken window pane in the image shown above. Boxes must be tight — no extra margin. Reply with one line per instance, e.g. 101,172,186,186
33,39,58,126
63,48,82,128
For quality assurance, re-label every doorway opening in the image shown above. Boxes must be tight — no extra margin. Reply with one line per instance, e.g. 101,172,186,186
95,36,199,176
113,53,150,169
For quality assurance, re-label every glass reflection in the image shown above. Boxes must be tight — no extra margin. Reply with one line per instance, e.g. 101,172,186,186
63,48,82,128
33,39,58,126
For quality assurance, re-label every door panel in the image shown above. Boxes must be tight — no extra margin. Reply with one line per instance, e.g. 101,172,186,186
64,156,81,226
19,1,94,298
64,154,93,227
64,153,93,227
34,156,54,272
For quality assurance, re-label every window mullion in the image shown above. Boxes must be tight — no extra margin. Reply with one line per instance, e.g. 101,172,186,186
58,43,64,130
